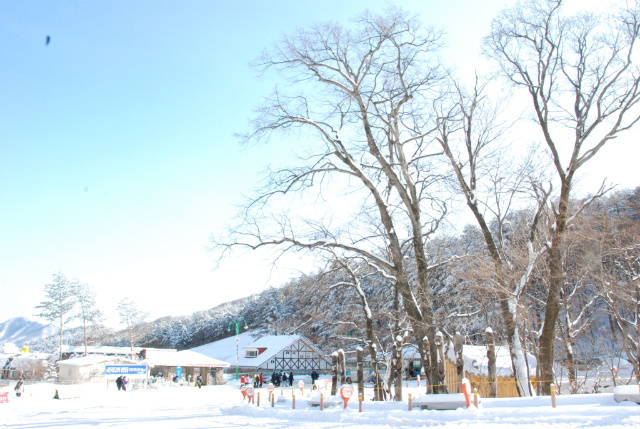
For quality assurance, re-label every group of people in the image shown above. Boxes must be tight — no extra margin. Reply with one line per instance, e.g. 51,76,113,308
270,371,294,387
115,376,128,391
240,373,264,388
238,370,323,389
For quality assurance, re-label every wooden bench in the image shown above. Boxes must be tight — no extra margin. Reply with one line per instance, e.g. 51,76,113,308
307,394,343,407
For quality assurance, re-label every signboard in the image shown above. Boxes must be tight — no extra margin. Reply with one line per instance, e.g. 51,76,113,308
246,386,255,398
340,384,353,409
176,366,183,379
105,365,147,376
0,392,8,404
267,383,274,392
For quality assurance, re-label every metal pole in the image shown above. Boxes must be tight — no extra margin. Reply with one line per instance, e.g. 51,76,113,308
227,318,248,381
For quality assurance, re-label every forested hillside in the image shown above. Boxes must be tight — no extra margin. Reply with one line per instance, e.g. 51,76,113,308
30,188,639,391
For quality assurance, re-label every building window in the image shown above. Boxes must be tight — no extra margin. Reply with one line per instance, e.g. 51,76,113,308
285,351,290,355
245,350,258,358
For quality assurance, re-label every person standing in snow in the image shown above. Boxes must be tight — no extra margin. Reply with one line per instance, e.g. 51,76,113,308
289,372,294,387
282,372,288,387
122,376,128,391
14,377,24,397
259,373,263,388
196,375,203,389
116,376,123,391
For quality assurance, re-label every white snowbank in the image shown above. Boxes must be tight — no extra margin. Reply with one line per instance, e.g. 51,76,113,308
1,379,639,428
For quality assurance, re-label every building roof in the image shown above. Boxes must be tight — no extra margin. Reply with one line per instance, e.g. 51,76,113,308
459,344,537,377
191,332,327,369
190,330,261,362
400,343,537,378
142,350,230,368
58,355,138,367
61,345,142,355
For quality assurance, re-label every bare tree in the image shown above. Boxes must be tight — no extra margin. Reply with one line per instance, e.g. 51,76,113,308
217,7,455,392
117,298,149,359
34,272,76,361
73,281,105,357
486,0,640,394
315,256,387,400
435,80,550,396
596,189,640,381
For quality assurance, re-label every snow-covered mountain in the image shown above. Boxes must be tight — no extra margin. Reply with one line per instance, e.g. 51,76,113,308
0,317,58,348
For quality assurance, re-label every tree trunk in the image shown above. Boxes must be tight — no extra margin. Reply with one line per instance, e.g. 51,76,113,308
422,337,432,394
486,328,497,398
392,338,403,401
454,332,464,387
539,185,570,395
435,332,448,393
357,348,364,399
331,353,338,396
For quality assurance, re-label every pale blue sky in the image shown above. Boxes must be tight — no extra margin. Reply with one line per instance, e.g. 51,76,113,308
1,0,636,328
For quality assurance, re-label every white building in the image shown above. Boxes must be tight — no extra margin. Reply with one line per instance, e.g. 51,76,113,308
57,355,140,383
191,332,331,373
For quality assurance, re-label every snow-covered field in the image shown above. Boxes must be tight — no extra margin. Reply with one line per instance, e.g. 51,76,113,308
2,378,640,428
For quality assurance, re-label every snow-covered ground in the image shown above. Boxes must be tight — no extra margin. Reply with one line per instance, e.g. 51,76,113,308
2,377,640,428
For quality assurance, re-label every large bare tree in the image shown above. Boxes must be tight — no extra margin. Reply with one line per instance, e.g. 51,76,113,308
435,80,550,396
216,7,455,392
486,0,640,394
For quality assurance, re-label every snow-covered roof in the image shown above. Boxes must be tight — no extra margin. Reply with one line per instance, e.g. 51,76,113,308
61,345,143,355
239,334,303,368
247,334,301,349
398,343,536,378
190,330,261,362
58,355,138,367
1,343,21,354
454,344,537,378
143,350,230,368
191,331,323,369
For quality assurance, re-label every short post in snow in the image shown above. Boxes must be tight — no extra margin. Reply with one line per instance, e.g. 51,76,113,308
271,393,275,407
408,393,412,411
550,383,557,408
359,393,363,412
292,394,296,410
473,388,479,408
320,393,324,411
257,392,260,406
